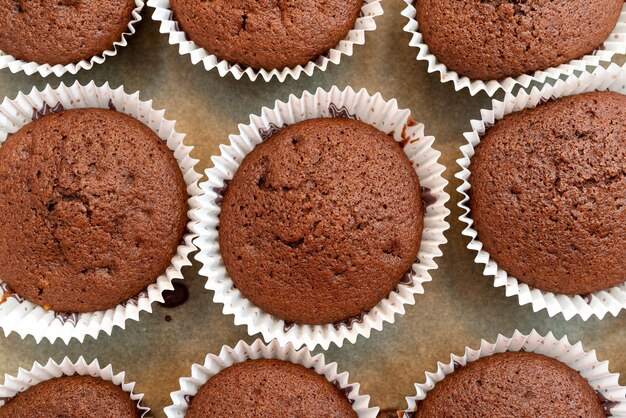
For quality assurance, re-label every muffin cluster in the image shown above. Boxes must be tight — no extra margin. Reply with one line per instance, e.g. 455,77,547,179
0,0,624,417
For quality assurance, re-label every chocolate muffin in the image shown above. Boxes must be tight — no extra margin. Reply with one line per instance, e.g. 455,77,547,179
414,0,623,80
0,375,140,418
0,0,136,65
470,91,626,295
414,352,604,417
0,108,188,313
168,0,363,70
186,359,356,418
219,118,423,324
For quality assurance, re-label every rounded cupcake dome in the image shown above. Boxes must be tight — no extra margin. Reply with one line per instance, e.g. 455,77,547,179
412,352,605,417
168,0,363,71
0,0,137,65
165,339,378,417
196,86,449,349
468,91,625,296
0,108,189,313
218,117,423,325
0,375,141,418
414,0,623,80
186,359,357,418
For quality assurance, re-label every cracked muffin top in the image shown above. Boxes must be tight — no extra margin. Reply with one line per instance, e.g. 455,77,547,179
168,0,363,70
186,359,357,418
414,352,605,418
0,375,140,418
470,91,626,295
0,0,136,65
219,118,423,325
0,108,188,313
414,0,623,80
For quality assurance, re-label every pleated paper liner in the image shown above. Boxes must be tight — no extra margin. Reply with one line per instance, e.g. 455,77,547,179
165,338,378,417
193,86,450,350
0,81,202,343
0,0,144,77
402,330,626,417
456,63,626,320
0,356,149,417
148,0,383,82
401,0,626,96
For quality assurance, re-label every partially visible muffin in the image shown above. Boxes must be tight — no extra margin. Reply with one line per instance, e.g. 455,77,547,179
414,352,605,417
470,91,626,295
0,108,189,313
219,118,423,324
0,375,140,418
415,0,623,80
0,0,136,65
169,0,363,70
186,359,356,418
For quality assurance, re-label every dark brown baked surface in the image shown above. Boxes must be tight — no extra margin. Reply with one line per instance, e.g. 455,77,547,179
414,352,605,418
0,0,135,65
0,108,188,313
470,91,626,295
0,375,140,418
415,0,623,80
186,359,357,418
169,0,363,70
219,118,423,324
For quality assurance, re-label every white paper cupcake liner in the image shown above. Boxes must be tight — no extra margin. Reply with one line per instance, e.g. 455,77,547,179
165,338,378,417
147,0,383,82
0,356,149,416
456,62,626,321
403,330,626,417
401,0,626,96
0,1,144,77
0,80,202,344
193,85,450,350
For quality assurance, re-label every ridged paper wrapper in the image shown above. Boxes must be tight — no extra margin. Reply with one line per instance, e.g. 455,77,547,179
193,85,450,350
0,81,202,343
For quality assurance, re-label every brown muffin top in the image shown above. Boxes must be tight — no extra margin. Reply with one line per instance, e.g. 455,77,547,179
0,0,136,65
186,359,357,418
0,108,188,313
219,118,423,325
414,352,605,418
470,91,626,295
415,0,623,80
0,375,140,418
169,0,363,70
